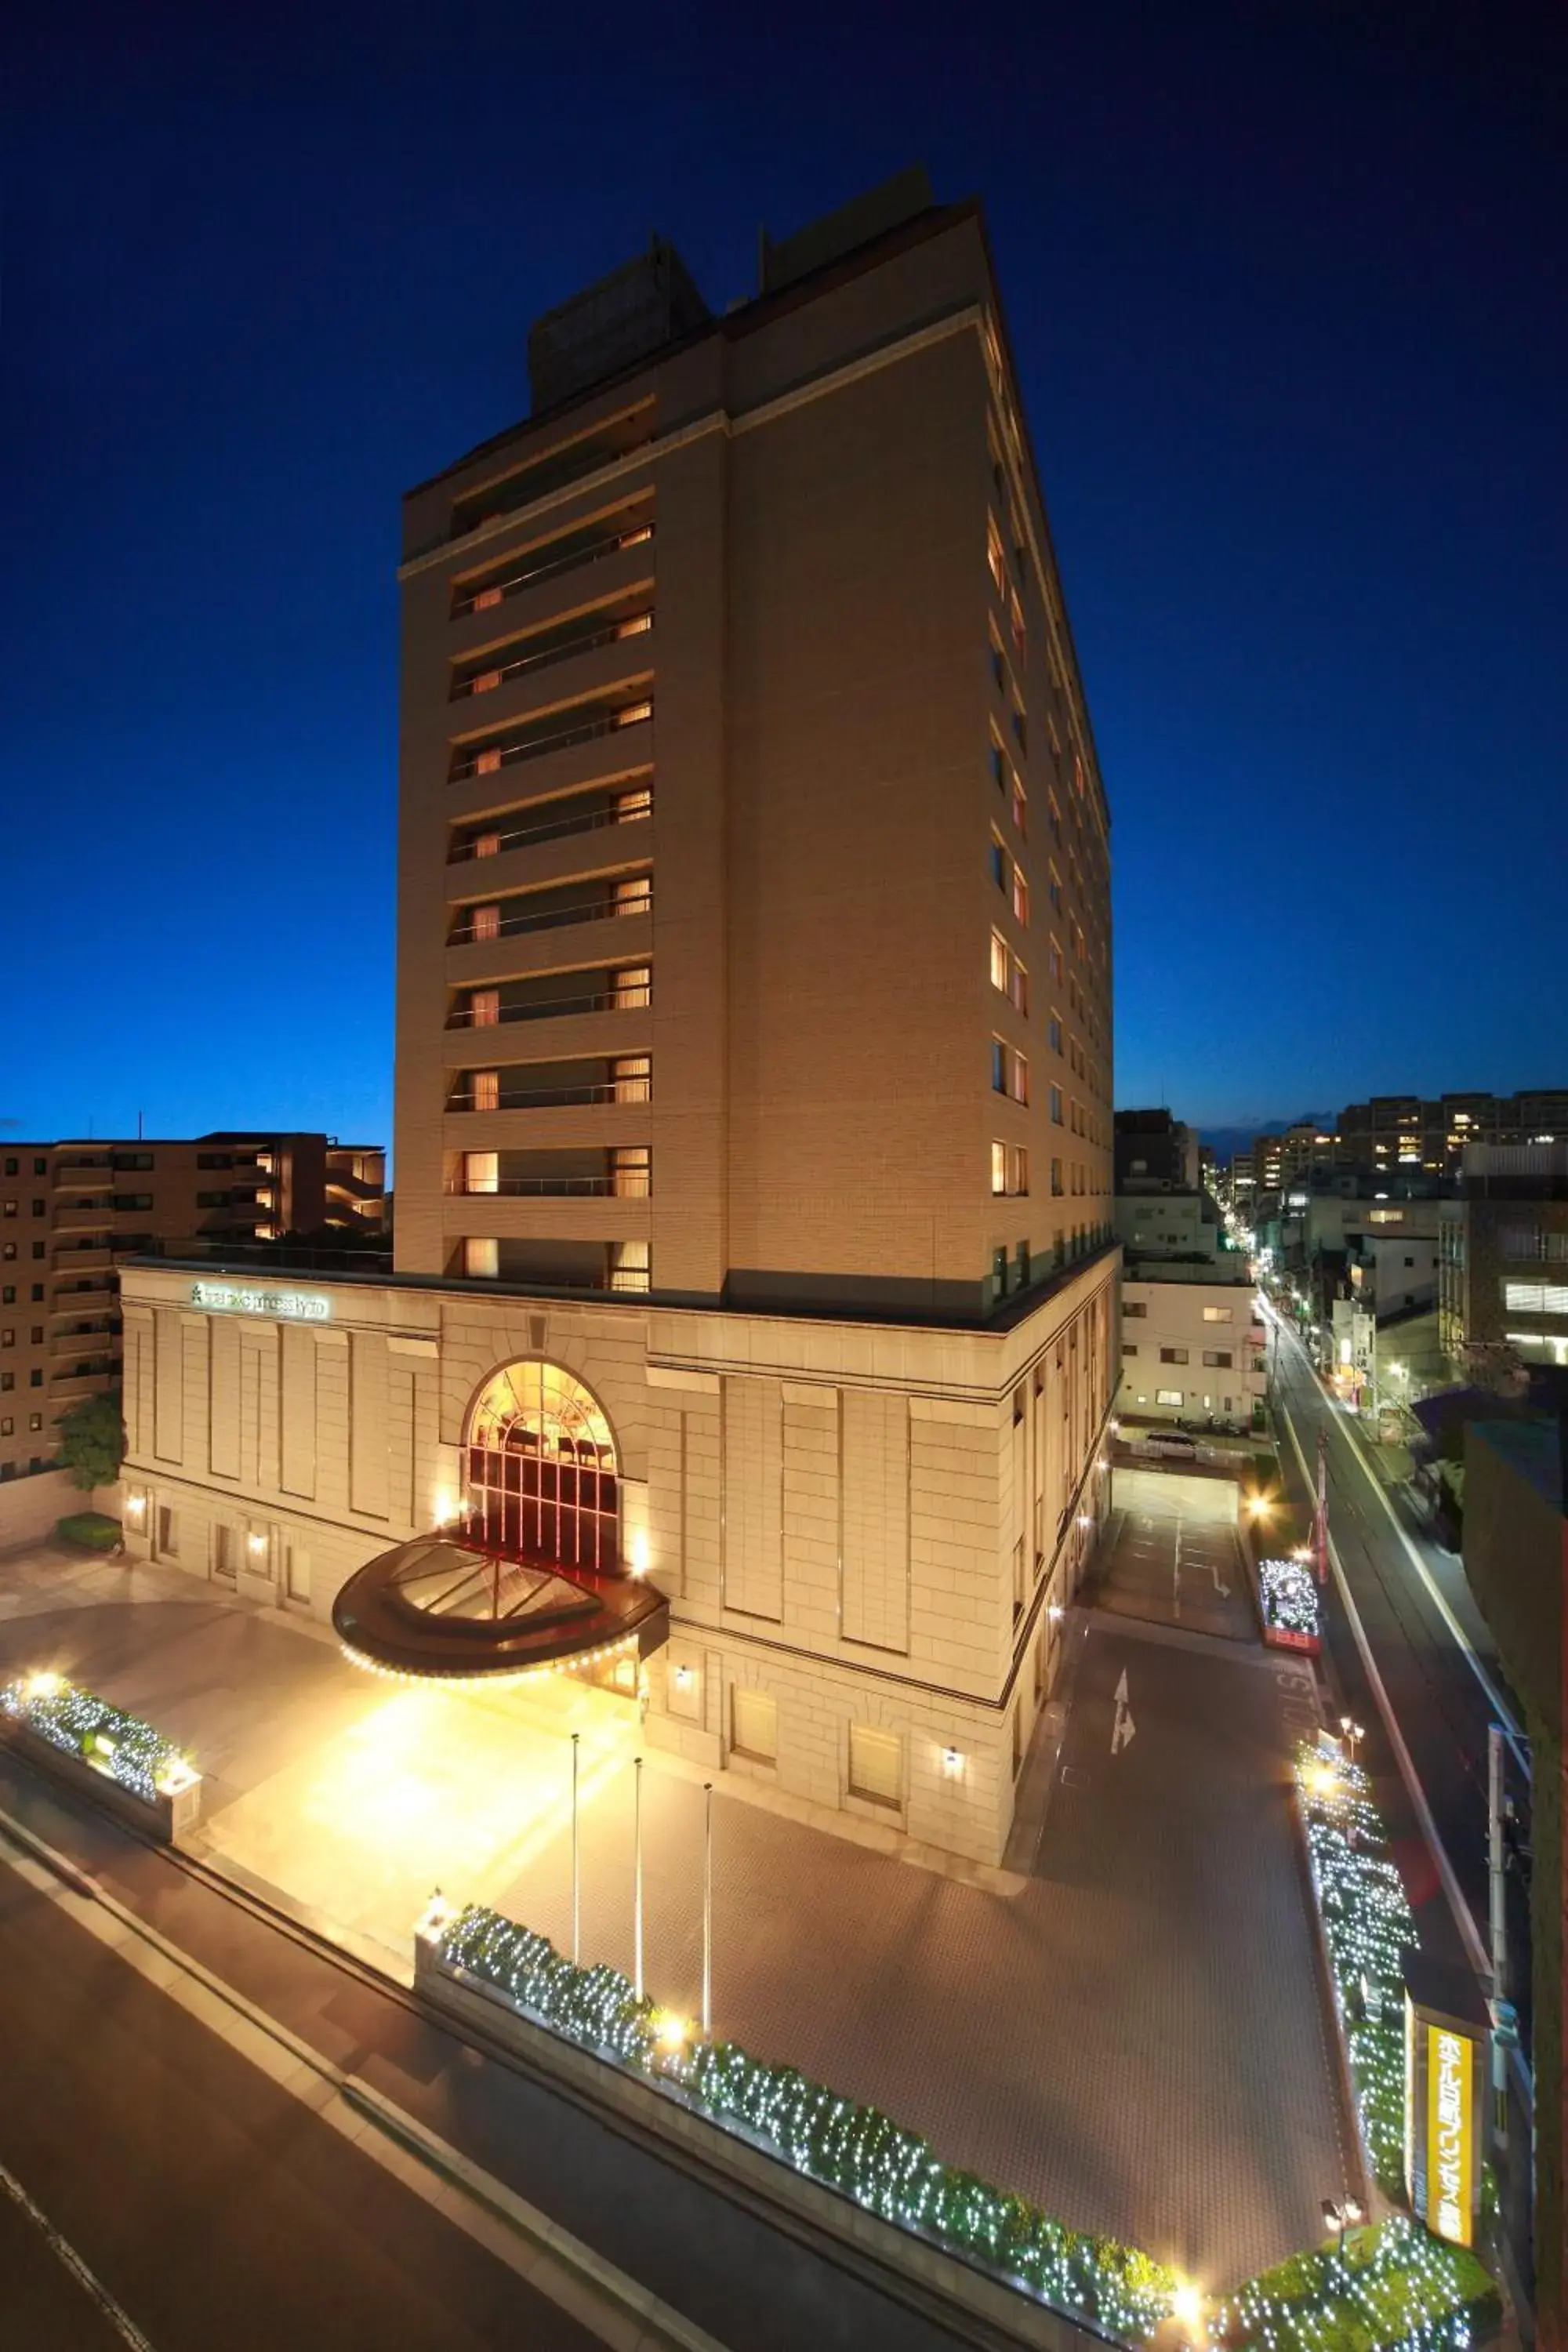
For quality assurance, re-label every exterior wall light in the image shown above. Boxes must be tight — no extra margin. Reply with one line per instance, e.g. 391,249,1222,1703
629,1527,651,1578
672,1664,694,1691
431,1488,459,1528
125,1493,147,1522
1047,1602,1065,1623
247,1531,267,1556
941,1745,964,1780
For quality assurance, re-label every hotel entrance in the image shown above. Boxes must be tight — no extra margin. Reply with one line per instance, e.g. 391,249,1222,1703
464,1359,620,1577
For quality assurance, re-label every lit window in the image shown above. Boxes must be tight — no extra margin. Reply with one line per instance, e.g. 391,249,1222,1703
470,989,499,1029
472,903,501,942
1201,1305,1232,1323
473,831,500,858
471,1070,499,1112
1009,1052,1029,1106
1051,1158,1064,1196
613,1056,652,1104
991,1141,1007,1195
464,1237,499,1279
614,786,652,822
612,964,651,1008
1011,864,1029,926
1156,1388,1183,1407
612,1145,652,1199
1011,778,1027,837
1050,1086,1063,1124
990,931,1010,993
613,877,652,916
986,517,1005,594
1160,1347,1189,1364
612,1240,651,1293
464,1152,499,1195
616,700,653,728
848,1723,903,1808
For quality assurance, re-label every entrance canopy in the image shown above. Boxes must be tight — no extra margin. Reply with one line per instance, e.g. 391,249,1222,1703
333,1531,667,1685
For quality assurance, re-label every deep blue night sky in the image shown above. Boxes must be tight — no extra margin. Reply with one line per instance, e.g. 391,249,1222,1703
3,2,1563,1151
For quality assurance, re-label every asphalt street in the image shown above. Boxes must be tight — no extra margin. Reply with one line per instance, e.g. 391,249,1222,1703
0,1846,603,2352
0,1755,982,2352
1267,1309,1531,2033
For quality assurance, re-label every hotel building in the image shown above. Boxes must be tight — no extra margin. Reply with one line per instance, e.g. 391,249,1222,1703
118,175,1117,1864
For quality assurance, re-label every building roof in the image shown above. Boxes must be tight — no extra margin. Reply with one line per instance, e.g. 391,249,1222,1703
1468,1417,1563,1513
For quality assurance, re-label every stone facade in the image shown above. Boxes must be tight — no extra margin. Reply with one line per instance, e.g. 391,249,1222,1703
118,1248,1114,1864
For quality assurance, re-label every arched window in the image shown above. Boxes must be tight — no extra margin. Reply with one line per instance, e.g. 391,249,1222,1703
465,1362,619,1576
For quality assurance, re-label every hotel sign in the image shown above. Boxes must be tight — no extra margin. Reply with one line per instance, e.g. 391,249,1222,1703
1403,1963,1484,2247
190,1280,332,1324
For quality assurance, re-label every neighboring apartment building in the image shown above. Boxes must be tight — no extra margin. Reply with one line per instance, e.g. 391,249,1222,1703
1340,1090,1568,1179
0,1135,384,1485
1439,1142,1568,1373
117,175,1117,1866
1114,1108,1198,1194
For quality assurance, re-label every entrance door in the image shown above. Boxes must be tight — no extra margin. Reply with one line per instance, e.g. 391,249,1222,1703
212,1523,235,1583
467,1442,619,1575
285,1544,311,1606
155,1504,176,1560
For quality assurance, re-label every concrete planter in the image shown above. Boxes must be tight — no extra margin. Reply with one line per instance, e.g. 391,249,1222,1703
0,1718,203,1844
414,1937,1112,2352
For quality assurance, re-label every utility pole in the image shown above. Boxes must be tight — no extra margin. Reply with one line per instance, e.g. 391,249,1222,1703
1314,1427,1329,1588
1487,1725,1518,2146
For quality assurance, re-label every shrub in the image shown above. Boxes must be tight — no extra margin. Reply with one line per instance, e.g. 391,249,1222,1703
56,1511,122,1551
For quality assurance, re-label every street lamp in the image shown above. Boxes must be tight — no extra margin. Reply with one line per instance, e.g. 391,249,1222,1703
1321,2194,1363,2259
1340,1717,1365,1766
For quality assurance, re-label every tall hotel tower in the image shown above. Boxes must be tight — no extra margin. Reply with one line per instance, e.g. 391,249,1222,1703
118,176,1116,1863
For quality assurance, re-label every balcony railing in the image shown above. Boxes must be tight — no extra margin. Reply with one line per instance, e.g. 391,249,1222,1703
448,797,652,866
451,524,654,620
448,1081,652,1114
450,703,650,785
452,613,652,701
448,985,649,1029
445,1175,649,1198
450,887,651,946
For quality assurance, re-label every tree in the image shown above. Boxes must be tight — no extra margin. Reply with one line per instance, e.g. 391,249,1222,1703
56,1388,125,1493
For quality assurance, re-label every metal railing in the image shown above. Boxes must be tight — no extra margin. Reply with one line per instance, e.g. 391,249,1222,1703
448,797,651,866
448,1082,652,1113
447,437,652,547
450,889,651,945
451,614,652,701
445,1175,651,1199
450,705,651,784
451,524,655,619
448,986,649,1029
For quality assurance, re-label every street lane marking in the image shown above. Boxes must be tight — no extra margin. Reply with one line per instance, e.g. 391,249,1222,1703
1110,1669,1136,1754
1278,1402,1490,1981
0,2157,158,2350
1275,1316,1528,1769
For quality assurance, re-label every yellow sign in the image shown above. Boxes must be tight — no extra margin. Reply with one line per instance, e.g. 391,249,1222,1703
1427,2025,1473,2245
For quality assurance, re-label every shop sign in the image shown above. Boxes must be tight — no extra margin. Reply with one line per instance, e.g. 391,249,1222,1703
189,1280,331,1323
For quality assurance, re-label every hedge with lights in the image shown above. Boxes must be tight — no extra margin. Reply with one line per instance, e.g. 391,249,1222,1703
1258,1558,1321,1642
1214,2216,1497,2352
440,1852,1494,2352
1293,1740,1415,2196
438,1900,1178,2338
0,1675,190,1808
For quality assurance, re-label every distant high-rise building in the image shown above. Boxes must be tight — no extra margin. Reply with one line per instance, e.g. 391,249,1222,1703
1339,1090,1568,1178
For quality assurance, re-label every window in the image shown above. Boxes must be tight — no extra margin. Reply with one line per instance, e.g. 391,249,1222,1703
1048,938,1063,982
611,1145,651,1199
992,1142,1028,1197
32,1159,44,1177
1050,1086,1063,1124
1011,777,1027,837
992,1244,1009,1294
1200,1305,1232,1323
848,1724,903,1809
464,1237,499,1279
1009,1051,1029,1105
614,785,652,822
2,1203,13,1218
28,1370,42,1388
1,1160,12,1176
612,876,652,916
470,989,499,1028
1202,1350,1233,1368
31,1199,44,1217
1048,1017,1062,1054
992,1140,1007,1195
1014,1240,1030,1288
612,964,652,1008
471,1069,499,1112
1159,1347,1189,1364
1121,1342,1138,1357
0,1419,9,1436
471,902,500,941
731,1687,778,1765
0,1374,9,1392
29,1286,41,1303
611,1240,650,1293
1,1331,10,1347
1051,1157,1063,1196
1501,1279,1568,1316
1123,1301,1147,1318
1156,1388,1183,1407
613,1056,652,1103
0,1289,10,1305
1009,590,1025,657
986,516,1005,593
1011,862,1029,926
112,1194,153,1211
989,834,1006,891
990,931,1009,993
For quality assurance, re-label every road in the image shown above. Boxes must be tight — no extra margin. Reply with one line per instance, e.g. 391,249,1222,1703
0,1845,601,2352
1265,1308,1533,2052
0,1749,985,2352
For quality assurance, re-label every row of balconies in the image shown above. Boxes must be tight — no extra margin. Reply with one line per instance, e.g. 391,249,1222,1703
452,606,652,703
451,514,653,624
447,1054,651,1117
450,689,652,787
447,1145,650,1200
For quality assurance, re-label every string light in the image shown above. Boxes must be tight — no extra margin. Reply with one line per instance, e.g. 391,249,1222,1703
338,1632,640,1692
1258,1558,1321,1641
2,1675,199,1809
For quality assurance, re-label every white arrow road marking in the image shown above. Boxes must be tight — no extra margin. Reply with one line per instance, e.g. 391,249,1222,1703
1111,1668,1136,1754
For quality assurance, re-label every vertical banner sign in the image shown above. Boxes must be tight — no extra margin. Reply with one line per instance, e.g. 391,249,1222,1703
1428,2027,1472,2245
1403,1958,1485,2249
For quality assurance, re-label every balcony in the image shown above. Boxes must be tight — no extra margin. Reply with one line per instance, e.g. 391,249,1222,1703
449,790,652,868
49,1281,114,1312
51,1367,118,1399
443,408,654,547
53,1203,114,1232
452,611,652,704
449,880,651,949
452,518,654,623
51,1160,112,1187
448,1079,650,1115
52,1323,116,1356
447,979,649,1029
450,699,652,787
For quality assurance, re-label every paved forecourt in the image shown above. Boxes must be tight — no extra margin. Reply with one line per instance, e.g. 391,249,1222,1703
0,1541,1348,2287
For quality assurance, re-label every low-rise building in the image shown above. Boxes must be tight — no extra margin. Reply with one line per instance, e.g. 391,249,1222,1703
1439,1142,1568,1375
1118,1264,1265,1431
0,1134,384,1485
